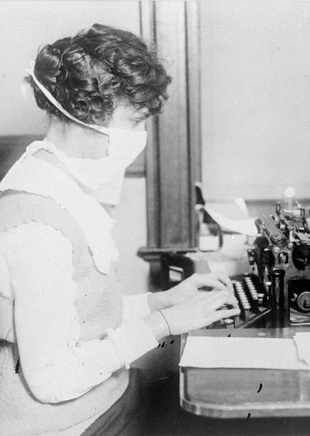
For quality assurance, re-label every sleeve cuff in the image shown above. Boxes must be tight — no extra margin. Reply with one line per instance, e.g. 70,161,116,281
107,319,158,369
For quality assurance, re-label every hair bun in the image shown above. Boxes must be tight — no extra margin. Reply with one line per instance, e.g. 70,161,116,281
50,46,61,59
46,44,63,70
34,43,65,86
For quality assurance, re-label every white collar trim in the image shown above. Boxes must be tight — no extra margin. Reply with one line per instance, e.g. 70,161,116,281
0,140,118,273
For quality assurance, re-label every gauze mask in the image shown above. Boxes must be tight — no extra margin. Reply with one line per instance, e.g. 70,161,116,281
27,62,147,205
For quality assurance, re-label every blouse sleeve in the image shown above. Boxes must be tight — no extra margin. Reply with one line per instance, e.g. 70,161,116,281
4,222,158,404
122,293,152,324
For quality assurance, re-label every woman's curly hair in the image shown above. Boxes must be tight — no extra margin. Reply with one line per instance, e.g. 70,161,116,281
26,24,172,124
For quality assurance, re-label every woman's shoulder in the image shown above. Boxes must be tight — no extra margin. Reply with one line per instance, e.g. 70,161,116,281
0,190,83,242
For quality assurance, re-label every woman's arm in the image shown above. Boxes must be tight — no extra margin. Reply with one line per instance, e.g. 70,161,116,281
123,271,234,322
6,222,158,404
7,222,239,404
122,293,152,324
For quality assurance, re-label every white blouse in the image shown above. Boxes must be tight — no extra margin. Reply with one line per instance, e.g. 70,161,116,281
0,141,158,406
0,222,158,404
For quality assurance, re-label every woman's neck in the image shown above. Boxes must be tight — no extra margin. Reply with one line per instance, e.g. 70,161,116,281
32,118,110,189
45,118,109,159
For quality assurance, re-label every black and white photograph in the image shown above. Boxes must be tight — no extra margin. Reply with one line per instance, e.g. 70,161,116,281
2,1,310,435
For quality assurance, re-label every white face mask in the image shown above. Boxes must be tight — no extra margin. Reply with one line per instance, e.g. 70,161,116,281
44,129,146,205
27,62,147,205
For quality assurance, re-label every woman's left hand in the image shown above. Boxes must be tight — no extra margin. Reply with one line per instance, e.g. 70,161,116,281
165,272,234,307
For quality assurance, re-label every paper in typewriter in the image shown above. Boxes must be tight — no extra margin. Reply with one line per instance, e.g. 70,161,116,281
180,336,310,370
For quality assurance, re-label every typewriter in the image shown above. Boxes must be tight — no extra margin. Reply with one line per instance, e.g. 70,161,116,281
218,201,310,328
161,200,310,329
246,201,310,327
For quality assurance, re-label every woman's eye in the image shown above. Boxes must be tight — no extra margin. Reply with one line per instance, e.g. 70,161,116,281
132,119,144,127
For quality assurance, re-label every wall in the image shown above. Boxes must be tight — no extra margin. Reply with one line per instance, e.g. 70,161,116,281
200,1,310,202
113,178,149,296
0,0,149,294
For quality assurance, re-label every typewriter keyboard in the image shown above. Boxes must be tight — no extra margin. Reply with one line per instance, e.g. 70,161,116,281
209,274,267,329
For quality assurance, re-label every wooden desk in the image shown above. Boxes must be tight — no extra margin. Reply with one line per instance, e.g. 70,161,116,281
180,327,310,419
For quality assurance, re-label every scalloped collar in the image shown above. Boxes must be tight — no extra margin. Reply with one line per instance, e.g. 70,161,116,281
0,140,118,273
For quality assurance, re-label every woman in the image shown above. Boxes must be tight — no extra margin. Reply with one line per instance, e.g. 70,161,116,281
0,24,240,435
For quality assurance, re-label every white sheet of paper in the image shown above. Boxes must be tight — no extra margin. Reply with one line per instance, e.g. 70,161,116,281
206,206,257,236
294,333,310,365
179,336,310,370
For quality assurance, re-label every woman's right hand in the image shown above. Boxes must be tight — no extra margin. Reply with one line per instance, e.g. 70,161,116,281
145,289,240,340
162,290,240,335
